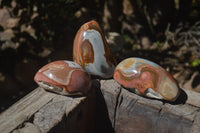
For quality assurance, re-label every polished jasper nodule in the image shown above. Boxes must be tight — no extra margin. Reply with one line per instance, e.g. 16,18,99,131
73,20,116,79
34,60,91,95
114,57,180,101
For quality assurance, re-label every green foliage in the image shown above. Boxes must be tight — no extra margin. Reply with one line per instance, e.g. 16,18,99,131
123,34,132,40
197,25,200,30
132,44,137,49
156,41,161,48
191,59,200,67
197,25,200,35
192,0,200,7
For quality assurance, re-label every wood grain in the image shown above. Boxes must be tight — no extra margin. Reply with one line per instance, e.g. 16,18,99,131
1,79,200,133
100,79,200,133
0,88,56,133
0,80,97,133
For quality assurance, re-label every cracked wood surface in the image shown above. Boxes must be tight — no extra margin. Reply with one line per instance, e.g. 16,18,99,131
1,79,200,133
100,79,200,133
0,81,97,133
0,87,56,133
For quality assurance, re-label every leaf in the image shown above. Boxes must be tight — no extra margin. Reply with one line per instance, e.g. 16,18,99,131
192,59,200,67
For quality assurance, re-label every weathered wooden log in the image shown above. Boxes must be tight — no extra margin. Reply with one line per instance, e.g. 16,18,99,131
100,79,200,133
0,79,200,133
0,80,97,133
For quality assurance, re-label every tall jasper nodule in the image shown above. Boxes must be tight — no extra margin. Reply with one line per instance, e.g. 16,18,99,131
73,20,116,79
34,60,91,96
114,57,180,101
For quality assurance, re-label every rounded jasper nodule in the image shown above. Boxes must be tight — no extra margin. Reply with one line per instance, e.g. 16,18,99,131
73,20,116,79
114,57,180,101
34,60,91,95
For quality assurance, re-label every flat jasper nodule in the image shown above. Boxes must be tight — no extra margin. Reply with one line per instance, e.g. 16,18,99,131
73,20,116,79
34,60,91,95
114,57,180,101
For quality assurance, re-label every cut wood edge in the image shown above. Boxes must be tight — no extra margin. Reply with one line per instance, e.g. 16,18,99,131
0,80,98,133
100,79,200,133
1,79,200,133
184,89,200,108
0,87,57,133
